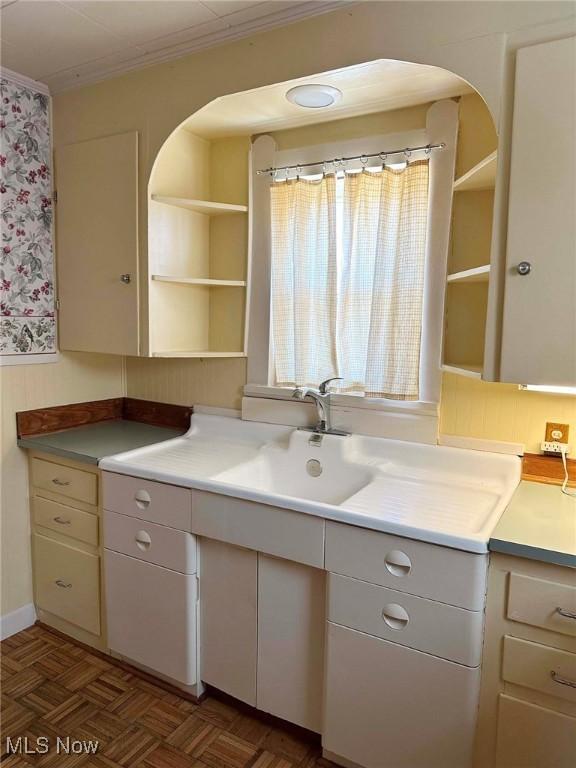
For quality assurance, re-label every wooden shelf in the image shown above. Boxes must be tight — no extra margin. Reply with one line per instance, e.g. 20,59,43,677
447,265,490,284
441,363,482,379
453,151,497,192
151,195,248,215
151,275,246,287
152,351,246,358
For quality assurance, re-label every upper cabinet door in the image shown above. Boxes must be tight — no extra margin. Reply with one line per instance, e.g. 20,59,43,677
55,132,139,355
500,37,576,385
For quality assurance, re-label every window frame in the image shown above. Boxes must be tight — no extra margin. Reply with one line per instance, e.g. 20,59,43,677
246,100,458,417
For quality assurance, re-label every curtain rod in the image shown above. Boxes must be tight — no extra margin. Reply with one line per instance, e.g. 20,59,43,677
256,142,445,176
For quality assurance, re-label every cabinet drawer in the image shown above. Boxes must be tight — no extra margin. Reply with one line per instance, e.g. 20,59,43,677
495,695,576,768
104,510,196,574
508,572,576,637
31,457,97,506
105,550,197,686
191,490,324,568
32,496,99,546
328,573,483,666
325,521,487,609
33,533,100,635
103,472,191,531
503,636,576,704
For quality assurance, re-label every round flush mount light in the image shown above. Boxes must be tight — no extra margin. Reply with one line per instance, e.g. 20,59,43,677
285,84,342,109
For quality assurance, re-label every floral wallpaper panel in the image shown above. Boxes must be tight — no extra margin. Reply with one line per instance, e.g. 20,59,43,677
0,76,56,355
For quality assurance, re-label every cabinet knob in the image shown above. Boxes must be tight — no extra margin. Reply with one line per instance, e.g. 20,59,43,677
516,261,532,276
384,550,412,577
52,478,70,487
134,489,151,509
382,603,409,630
53,516,71,526
556,606,576,621
55,579,72,589
120,273,131,284
135,530,152,551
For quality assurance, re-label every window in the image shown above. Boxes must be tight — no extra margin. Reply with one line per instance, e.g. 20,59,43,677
270,161,429,401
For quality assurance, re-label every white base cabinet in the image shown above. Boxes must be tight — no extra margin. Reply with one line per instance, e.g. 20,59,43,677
199,538,258,705
257,555,325,732
105,550,197,685
323,623,481,768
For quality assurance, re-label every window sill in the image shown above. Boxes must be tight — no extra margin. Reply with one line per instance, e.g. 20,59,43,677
243,384,438,417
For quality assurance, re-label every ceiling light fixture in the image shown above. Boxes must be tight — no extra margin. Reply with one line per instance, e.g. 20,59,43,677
286,84,342,109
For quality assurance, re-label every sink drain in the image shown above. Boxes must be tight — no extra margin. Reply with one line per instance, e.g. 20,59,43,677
306,459,323,477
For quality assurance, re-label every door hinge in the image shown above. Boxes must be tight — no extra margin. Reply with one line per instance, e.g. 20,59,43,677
53,190,57,203
55,298,61,311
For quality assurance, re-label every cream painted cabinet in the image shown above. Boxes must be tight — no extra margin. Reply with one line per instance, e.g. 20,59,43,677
55,132,140,356
29,451,106,650
500,36,576,385
257,555,325,733
495,695,576,768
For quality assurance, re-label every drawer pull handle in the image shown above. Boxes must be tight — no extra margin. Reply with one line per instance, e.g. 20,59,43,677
556,607,576,620
52,478,70,487
135,530,152,551
551,670,576,689
53,516,71,525
382,603,409,630
55,580,72,589
384,550,412,577
134,490,151,509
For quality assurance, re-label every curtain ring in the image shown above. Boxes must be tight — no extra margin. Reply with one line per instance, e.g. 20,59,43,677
424,144,432,156
404,148,412,160
296,164,302,181
360,154,368,167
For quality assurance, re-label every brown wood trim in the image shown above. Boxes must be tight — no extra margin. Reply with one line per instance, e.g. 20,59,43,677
17,397,193,437
123,397,193,431
522,452,576,487
17,398,123,437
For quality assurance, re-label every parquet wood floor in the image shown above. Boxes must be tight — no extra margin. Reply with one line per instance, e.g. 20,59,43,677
1,625,336,768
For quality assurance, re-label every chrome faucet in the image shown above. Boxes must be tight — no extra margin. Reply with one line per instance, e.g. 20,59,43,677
292,377,349,436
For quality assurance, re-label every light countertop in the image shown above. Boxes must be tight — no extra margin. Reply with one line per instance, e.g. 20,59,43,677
18,420,184,465
489,480,576,567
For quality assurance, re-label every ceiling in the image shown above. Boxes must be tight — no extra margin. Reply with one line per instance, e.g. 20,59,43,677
184,58,474,138
0,0,348,93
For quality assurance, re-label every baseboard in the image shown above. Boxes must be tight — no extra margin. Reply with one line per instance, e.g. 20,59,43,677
1,602,36,640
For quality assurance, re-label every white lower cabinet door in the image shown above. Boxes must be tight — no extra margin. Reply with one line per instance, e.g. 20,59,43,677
323,623,480,768
199,539,258,705
495,695,576,768
257,555,325,733
105,550,197,685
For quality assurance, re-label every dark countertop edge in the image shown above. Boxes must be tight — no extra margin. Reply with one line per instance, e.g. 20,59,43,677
489,537,576,568
17,437,100,465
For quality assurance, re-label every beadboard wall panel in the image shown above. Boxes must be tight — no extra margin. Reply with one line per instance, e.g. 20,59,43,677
440,373,576,454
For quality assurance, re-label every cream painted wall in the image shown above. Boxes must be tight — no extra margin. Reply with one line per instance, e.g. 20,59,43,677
440,374,576,453
1,353,124,616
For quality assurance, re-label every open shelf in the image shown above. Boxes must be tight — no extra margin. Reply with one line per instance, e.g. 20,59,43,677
453,151,497,192
441,363,482,379
151,195,248,216
152,351,247,358
151,275,246,287
447,265,490,284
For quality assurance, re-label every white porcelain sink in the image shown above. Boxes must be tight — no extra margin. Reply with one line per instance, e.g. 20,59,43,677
100,413,521,553
214,430,373,504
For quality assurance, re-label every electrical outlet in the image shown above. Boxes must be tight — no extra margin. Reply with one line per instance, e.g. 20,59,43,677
541,441,570,455
545,422,569,444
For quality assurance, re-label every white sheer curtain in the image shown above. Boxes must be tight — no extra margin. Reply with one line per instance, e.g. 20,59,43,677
270,175,338,387
270,160,429,400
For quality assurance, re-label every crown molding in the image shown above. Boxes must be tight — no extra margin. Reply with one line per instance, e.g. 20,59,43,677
45,1,353,94
0,66,50,95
